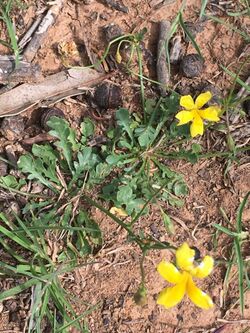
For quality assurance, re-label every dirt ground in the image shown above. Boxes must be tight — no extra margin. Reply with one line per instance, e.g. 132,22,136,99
0,0,250,332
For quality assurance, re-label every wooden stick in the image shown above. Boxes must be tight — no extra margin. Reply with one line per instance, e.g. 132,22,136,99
23,0,64,62
0,68,107,117
0,56,42,83
157,20,171,96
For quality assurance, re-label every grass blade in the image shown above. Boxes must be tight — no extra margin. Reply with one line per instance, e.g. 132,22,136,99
200,0,209,18
236,191,250,233
234,239,245,315
179,14,203,59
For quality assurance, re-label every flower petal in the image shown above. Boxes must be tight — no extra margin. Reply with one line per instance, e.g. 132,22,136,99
199,106,220,122
176,111,194,125
180,95,195,110
110,207,128,217
191,256,214,279
157,275,187,308
176,243,195,271
194,92,212,109
157,261,183,284
190,115,204,137
187,276,214,309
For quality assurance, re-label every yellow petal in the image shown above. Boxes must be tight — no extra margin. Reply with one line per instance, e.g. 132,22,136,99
190,115,204,137
187,276,214,309
191,256,214,279
176,243,195,271
157,261,183,284
180,95,195,110
110,207,128,217
176,111,194,125
199,106,220,122
116,50,122,64
194,92,212,109
157,274,187,308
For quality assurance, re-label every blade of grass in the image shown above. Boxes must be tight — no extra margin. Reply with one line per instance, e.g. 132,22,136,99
56,303,101,332
234,239,245,315
179,14,203,59
199,0,209,18
208,16,250,42
221,66,250,92
236,191,250,233
213,223,238,237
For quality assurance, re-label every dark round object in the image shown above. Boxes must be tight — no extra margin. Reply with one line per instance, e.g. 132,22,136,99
180,54,204,78
243,99,250,118
40,107,65,131
94,83,122,109
184,21,203,42
103,24,123,43
0,115,25,141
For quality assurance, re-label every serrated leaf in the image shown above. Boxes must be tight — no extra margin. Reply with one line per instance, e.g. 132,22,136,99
0,175,20,189
31,144,60,185
135,126,156,147
126,198,146,215
18,155,59,193
160,208,175,234
81,118,95,144
47,116,78,172
116,108,134,143
117,185,133,204
90,163,111,185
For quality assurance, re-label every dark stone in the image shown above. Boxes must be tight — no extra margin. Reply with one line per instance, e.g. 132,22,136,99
0,115,25,141
180,54,204,78
40,107,65,131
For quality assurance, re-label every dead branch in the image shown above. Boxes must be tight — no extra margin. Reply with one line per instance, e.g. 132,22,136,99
0,68,107,117
23,0,64,62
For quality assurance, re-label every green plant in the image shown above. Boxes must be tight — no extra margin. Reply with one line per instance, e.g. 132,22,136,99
214,191,250,315
0,0,21,66
0,209,100,332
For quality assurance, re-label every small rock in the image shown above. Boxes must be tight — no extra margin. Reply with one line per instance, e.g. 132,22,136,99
0,116,25,141
103,24,123,43
183,21,204,42
180,54,204,78
0,155,8,176
40,107,65,131
94,83,122,109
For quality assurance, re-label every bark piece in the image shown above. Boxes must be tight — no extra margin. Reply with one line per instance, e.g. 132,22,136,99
0,56,42,83
23,0,64,62
102,0,128,13
157,20,171,96
0,68,106,117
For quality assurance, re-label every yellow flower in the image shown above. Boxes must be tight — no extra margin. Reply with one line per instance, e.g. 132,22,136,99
157,243,214,309
110,206,128,217
176,91,220,137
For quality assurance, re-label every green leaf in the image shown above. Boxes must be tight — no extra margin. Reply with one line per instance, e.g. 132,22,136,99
135,126,156,147
81,118,95,144
0,175,20,188
116,108,134,143
47,116,78,172
126,198,146,215
117,185,133,204
18,155,59,193
160,208,175,234
173,181,188,196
